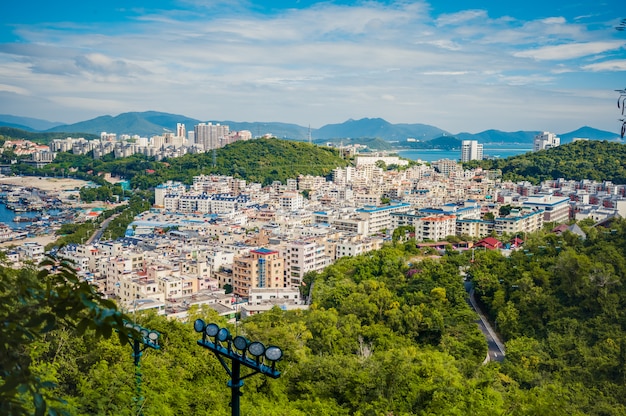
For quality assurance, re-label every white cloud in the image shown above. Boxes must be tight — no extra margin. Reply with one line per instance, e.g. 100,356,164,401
582,60,626,71
435,10,488,27
423,71,468,76
74,53,148,77
0,1,623,133
538,17,566,25
0,83,30,95
514,41,625,61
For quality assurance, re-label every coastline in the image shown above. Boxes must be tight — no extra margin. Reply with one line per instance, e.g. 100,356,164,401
0,176,88,192
0,176,91,249
0,234,58,248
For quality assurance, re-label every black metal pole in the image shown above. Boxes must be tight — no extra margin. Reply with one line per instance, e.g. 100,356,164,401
230,359,241,416
132,339,144,416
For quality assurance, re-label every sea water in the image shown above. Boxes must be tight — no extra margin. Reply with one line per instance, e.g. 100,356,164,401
397,145,533,163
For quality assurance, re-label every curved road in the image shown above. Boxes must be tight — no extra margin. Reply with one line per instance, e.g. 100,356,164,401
465,283,505,363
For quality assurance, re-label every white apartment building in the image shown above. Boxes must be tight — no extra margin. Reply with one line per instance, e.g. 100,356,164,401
117,275,163,307
523,194,570,223
332,166,356,185
414,215,457,241
200,250,235,277
356,202,412,234
433,159,462,175
282,240,330,286
354,193,382,206
355,155,409,167
335,236,384,259
494,209,544,235
278,192,304,211
155,181,187,208
331,217,369,236
18,243,45,263
456,219,494,238
461,140,483,162
246,287,304,305
194,122,230,150
533,132,560,152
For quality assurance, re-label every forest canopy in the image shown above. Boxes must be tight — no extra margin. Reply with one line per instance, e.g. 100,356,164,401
464,140,626,184
6,218,626,415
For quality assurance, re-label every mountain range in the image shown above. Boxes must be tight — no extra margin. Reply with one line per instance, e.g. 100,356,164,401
0,111,621,146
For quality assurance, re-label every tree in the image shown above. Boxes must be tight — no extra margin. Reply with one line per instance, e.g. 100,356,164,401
0,256,134,416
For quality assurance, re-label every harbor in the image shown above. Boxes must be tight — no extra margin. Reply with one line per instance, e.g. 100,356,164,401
0,176,112,246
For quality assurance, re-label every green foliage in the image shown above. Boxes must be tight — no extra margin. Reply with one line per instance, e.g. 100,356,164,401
470,217,626,414
0,256,133,415
11,138,349,191
103,196,152,240
9,221,626,414
404,135,461,150
157,138,349,187
0,127,99,145
465,140,626,184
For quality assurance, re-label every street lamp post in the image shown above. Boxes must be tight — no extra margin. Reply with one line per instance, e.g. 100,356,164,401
193,320,283,416
122,321,161,416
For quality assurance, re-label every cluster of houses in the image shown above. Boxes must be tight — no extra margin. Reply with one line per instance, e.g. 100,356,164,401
3,153,624,322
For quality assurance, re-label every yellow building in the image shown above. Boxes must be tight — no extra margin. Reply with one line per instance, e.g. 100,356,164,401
232,248,284,298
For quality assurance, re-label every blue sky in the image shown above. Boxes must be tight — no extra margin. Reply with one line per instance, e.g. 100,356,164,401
0,0,624,134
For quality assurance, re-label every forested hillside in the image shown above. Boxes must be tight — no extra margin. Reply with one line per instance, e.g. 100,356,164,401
14,138,350,187
468,218,626,415
7,220,626,415
0,127,99,145
465,140,626,184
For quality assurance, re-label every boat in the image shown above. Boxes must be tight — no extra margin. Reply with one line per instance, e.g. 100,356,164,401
13,216,40,223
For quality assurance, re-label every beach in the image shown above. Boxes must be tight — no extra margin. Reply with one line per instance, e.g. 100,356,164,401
0,234,58,248
0,176,88,192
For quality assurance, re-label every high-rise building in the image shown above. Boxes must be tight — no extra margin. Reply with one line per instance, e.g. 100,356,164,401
533,132,560,152
176,123,186,138
194,122,230,151
461,140,483,162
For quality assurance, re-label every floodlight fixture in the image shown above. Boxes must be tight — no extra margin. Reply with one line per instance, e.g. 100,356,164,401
194,322,283,416
233,336,248,351
194,319,205,333
205,323,219,337
217,327,230,342
264,346,283,362
120,320,161,416
247,341,265,357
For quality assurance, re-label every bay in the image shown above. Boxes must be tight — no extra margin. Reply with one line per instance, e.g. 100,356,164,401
397,145,533,163
0,202,41,229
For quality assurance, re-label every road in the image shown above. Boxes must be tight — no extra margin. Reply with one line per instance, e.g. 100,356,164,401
86,213,120,244
465,282,505,363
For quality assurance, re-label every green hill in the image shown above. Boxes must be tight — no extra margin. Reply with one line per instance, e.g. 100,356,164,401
7,218,626,415
0,127,99,144
401,135,461,150
61,138,352,189
465,140,626,184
